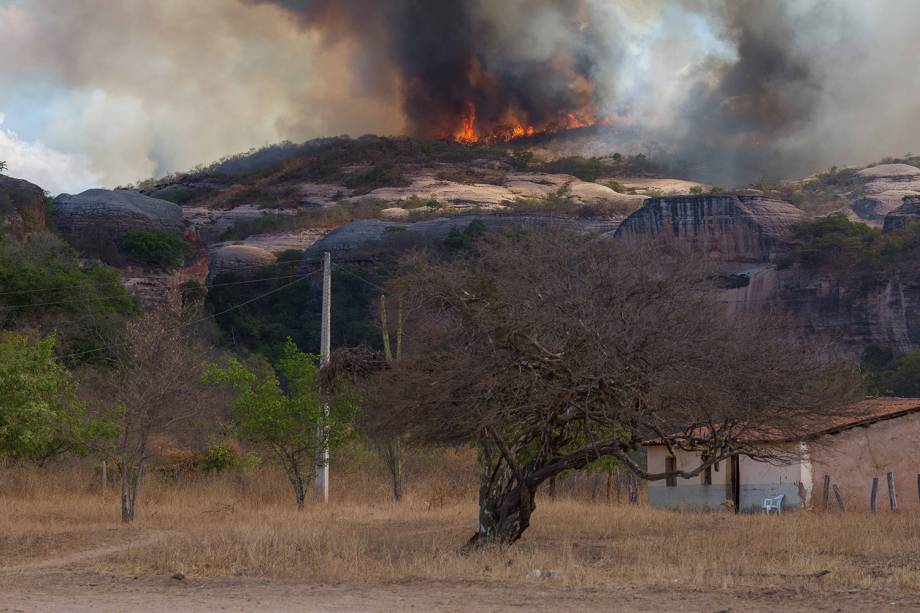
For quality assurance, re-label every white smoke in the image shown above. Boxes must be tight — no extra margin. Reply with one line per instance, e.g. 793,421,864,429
0,113,101,195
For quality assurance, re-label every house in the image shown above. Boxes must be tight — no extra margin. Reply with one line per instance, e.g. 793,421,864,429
644,398,920,512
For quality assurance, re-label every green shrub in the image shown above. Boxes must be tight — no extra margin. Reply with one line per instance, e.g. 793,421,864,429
198,443,258,473
790,216,920,287
607,180,626,193
120,229,194,268
862,345,920,397
689,186,704,195
544,156,607,182
445,220,487,251
343,162,410,194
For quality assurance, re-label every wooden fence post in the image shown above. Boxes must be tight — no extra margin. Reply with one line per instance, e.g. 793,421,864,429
832,484,846,512
917,474,920,507
822,475,831,511
101,460,107,492
887,472,898,511
870,477,878,513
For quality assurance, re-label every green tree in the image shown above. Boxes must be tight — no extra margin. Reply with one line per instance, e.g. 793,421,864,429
205,339,359,509
863,345,920,397
119,229,194,269
0,161,7,173
0,333,104,464
0,235,137,362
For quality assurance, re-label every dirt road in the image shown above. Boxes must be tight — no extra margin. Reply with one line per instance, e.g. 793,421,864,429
2,535,919,611
3,568,920,612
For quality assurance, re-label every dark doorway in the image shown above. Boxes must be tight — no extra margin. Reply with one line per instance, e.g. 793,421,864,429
727,454,741,512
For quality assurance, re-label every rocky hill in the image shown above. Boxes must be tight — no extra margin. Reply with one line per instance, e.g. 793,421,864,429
4,135,920,362
0,174,46,239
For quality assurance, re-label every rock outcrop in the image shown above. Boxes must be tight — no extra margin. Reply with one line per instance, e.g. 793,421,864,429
613,193,805,263
209,244,277,278
303,214,621,264
0,174,46,239
352,176,515,209
348,173,647,212
52,189,185,249
883,196,920,233
848,164,920,225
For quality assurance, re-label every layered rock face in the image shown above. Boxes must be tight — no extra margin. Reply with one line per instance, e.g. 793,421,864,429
720,267,920,358
613,192,919,357
613,193,805,263
209,244,277,278
883,196,920,233
848,164,920,225
0,174,46,239
53,189,185,250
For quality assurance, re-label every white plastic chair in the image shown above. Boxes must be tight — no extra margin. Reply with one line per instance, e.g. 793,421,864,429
763,494,785,514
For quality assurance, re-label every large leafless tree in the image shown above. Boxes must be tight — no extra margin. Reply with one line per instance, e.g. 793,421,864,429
368,230,860,547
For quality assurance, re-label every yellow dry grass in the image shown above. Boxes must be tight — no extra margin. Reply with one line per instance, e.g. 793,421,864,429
3,461,920,595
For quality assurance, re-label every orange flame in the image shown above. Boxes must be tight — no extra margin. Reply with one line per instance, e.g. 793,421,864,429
453,101,479,144
450,101,599,144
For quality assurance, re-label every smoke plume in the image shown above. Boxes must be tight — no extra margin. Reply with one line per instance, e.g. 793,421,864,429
2,0,919,189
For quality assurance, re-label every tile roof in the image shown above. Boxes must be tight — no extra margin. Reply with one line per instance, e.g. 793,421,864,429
644,397,920,446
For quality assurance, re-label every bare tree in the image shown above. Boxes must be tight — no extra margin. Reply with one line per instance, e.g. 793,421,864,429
369,230,860,547
83,305,216,523
377,292,406,502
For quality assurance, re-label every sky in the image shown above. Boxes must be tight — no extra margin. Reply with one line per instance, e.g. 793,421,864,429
2,0,920,194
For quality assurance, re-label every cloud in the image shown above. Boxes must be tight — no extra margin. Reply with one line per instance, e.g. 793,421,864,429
0,112,101,195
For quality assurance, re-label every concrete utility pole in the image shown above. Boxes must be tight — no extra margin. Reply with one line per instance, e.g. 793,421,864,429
316,251,331,503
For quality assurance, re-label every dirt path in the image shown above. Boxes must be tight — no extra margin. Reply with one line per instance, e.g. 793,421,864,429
0,531,172,573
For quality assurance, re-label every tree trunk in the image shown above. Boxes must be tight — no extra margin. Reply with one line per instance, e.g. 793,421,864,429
548,477,556,500
119,461,144,523
283,457,307,511
382,437,403,502
627,473,639,505
466,438,535,548
605,470,612,504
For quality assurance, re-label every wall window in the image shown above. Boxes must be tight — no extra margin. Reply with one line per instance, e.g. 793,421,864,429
665,456,677,487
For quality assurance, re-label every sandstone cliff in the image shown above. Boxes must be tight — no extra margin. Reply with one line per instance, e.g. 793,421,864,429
52,189,186,251
612,193,805,263
883,196,920,233
0,174,46,239
847,164,920,226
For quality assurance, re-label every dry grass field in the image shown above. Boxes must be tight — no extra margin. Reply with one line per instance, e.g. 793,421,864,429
3,458,920,611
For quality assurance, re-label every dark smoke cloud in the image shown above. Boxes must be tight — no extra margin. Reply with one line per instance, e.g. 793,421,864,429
261,0,920,184
256,0,607,138
672,0,826,182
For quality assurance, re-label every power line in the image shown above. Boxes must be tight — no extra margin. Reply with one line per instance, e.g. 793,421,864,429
0,272,312,311
331,262,389,295
0,256,307,298
54,268,321,362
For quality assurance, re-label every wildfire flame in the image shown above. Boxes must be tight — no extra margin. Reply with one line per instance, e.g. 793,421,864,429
450,101,600,144
454,101,479,144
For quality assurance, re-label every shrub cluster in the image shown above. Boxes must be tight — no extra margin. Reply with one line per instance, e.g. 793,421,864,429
787,215,920,286
119,229,194,269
